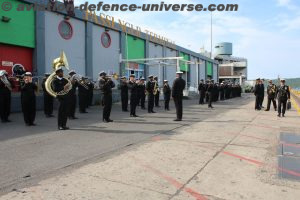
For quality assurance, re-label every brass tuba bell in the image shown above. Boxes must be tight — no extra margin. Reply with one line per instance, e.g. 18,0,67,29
45,51,72,98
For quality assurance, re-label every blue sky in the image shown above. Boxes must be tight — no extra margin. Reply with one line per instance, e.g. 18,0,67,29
76,0,300,79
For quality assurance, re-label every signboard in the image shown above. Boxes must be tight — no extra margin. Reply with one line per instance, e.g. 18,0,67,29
1,61,13,67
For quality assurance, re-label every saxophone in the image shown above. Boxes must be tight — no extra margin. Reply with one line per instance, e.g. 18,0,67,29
153,81,158,95
45,51,72,98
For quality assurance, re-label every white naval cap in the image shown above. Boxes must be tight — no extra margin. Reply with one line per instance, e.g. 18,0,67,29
176,71,183,74
24,72,32,76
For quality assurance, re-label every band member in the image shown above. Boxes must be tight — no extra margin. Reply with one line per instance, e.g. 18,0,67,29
207,80,214,108
154,76,160,107
53,68,70,130
128,74,139,117
99,71,115,123
146,75,155,113
172,71,186,121
265,80,277,111
78,77,89,113
138,77,146,109
120,76,129,112
219,82,225,101
20,72,37,126
163,80,171,111
260,79,265,108
87,78,94,107
0,70,13,123
42,73,54,118
198,79,205,104
254,78,263,110
68,70,78,119
276,79,290,117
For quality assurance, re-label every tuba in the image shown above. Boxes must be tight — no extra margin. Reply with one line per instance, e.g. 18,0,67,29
0,71,12,91
45,51,72,98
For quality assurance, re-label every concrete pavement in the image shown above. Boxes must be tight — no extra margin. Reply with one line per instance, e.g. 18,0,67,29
0,94,300,200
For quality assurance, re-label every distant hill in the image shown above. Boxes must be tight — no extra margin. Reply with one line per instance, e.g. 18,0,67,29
272,78,300,89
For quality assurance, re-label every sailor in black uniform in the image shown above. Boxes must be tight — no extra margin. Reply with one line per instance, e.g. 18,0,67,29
198,79,205,104
172,71,186,121
154,76,160,107
42,73,54,118
99,71,115,123
87,78,94,107
163,80,171,110
128,74,139,117
120,76,129,112
67,70,78,119
78,77,89,113
53,68,70,130
0,70,13,123
207,80,214,108
146,75,155,113
138,77,146,110
276,79,290,117
20,72,37,126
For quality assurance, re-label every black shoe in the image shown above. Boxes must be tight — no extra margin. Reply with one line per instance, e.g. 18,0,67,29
148,111,152,113
277,114,281,117
151,111,156,113
133,115,139,117
69,116,78,120
264,109,270,111
282,114,285,117
58,127,64,130
275,108,277,111
107,119,114,122
62,126,69,130
173,119,182,121
30,123,36,126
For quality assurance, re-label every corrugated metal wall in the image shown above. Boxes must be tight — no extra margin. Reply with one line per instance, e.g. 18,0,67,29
165,48,177,86
44,12,86,75
148,42,164,85
92,26,120,81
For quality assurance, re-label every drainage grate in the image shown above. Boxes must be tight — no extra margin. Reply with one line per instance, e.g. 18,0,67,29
278,133,300,181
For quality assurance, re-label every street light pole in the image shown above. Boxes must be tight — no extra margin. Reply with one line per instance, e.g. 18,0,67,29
210,11,213,59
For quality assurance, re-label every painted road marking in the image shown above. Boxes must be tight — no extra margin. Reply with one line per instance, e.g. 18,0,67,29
130,156,208,200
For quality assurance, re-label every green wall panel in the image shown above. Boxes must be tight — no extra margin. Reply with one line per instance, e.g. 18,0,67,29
179,52,189,72
125,35,145,60
0,0,35,48
206,62,213,77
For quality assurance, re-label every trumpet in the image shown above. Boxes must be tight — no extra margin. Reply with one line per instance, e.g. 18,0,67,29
70,74,89,90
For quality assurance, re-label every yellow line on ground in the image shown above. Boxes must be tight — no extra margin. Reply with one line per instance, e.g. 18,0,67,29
290,89,300,116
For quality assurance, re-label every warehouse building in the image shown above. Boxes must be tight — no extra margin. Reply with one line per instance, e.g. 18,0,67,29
0,0,219,110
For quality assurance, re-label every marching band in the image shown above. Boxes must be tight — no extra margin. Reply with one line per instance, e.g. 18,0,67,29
0,52,245,130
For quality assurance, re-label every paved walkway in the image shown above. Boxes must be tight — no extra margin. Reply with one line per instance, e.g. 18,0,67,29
0,94,300,200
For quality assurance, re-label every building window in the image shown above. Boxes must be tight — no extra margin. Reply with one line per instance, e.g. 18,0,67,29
101,32,111,48
58,20,73,40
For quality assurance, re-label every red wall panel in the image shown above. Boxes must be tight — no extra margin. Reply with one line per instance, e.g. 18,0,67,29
0,43,33,76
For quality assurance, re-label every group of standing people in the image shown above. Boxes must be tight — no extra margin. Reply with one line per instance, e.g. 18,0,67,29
103,71,185,122
198,79,242,108
254,78,290,117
